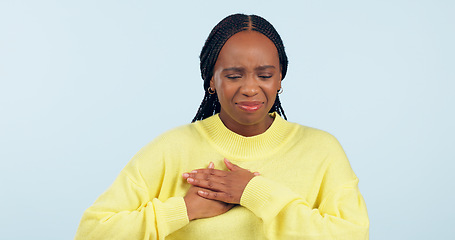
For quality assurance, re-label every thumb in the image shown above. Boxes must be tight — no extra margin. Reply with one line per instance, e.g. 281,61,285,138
224,158,239,171
208,162,214,169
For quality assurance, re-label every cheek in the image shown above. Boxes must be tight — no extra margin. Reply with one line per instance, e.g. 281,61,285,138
217,81,237,96
264,79,281,93
214,82,230,104
263,80,280,104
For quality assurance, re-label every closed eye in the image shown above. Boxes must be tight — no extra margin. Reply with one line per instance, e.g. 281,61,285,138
226,75,241,79
259,75,272,79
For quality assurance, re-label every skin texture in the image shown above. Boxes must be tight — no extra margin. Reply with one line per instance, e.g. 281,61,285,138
183,163,234,221
183,159,259,205
184,30,281,220
211,30,282,137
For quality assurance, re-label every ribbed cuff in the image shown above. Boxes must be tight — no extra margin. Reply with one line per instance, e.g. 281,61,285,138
158,197,189,236
240,176,272,210
240,176,304,221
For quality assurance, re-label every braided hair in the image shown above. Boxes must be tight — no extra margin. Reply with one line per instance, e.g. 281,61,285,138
192,14,288,122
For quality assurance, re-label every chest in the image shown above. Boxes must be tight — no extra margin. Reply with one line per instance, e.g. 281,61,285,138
167,205,265,240
152,147,328,208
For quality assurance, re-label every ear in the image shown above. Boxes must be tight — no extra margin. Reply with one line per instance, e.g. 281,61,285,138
210,77,215,89
277,73,282,91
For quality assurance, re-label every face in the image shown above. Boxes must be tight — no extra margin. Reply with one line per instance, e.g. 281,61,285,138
211,30,282,134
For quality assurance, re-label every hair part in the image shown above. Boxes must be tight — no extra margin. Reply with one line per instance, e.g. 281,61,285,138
192,14,288,122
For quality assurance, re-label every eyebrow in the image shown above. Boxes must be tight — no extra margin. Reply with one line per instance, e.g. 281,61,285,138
222,65,276,72
255,65,276,71
222,67,244,72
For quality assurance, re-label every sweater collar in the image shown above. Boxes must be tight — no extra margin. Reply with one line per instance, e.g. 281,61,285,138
196,112,295,160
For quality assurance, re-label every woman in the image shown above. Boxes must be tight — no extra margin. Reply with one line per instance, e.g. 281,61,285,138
75,14,369,239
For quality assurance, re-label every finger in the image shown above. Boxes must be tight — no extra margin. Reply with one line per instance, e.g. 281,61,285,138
182,167,215,179
182,171,205,179
182,164,215,179
186,169,228,178
186,176,226,192
197,189,236,204
224,158,239,171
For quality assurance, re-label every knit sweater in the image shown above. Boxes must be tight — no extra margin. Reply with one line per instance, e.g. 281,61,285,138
75,113,369,239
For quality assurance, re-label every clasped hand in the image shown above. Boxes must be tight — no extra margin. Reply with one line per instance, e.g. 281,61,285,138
183,158,259,205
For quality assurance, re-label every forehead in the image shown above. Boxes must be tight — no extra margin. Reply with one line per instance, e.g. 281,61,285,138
215,31,279,68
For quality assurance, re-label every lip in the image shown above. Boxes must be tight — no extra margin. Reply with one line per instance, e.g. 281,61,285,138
236,101,264,112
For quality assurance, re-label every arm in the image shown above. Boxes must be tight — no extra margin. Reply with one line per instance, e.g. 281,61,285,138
75,145,232,239
185,140,369,239
74,159,189,240
241,135,369,239
240,176,369,239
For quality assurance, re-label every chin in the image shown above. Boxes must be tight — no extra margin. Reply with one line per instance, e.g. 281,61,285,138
235,111,270,126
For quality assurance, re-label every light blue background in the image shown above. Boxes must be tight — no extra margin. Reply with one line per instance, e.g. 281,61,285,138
1,0,454,239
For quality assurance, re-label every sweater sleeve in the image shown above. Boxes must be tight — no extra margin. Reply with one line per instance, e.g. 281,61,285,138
74,144,189,240
240,136,369,240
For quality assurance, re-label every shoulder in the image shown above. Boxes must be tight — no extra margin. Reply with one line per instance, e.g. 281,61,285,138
286,120,341,146
288,121,355,177
155,122,201,143
137,122,202,156
124,122,203,171
280,120,347,162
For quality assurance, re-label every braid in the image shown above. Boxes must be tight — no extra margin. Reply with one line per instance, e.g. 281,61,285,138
191,92,221,123
192,14,288,122
250,15,288,80
270,94,287,120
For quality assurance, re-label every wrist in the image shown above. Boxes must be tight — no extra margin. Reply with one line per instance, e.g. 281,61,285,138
183,196,196,221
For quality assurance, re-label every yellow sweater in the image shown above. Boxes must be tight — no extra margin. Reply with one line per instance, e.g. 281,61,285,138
75,113,369,239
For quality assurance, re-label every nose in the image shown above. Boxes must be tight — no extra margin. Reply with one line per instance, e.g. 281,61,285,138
240,75,259,97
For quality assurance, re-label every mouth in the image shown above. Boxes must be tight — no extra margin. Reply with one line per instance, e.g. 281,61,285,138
236,101,264,112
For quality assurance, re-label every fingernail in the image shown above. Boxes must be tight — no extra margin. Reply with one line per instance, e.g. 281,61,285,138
187,178,194,183
224,158,230,163
191,170,197,173
182,173,189,178
198,190,206,195
209,162,214,169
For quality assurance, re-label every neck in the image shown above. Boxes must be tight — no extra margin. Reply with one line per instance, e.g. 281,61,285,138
219,113,274,137
195,112,294,159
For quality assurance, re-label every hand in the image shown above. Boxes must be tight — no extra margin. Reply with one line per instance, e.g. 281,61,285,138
183,162,234,220
184,186,234,221
182,158,259,204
